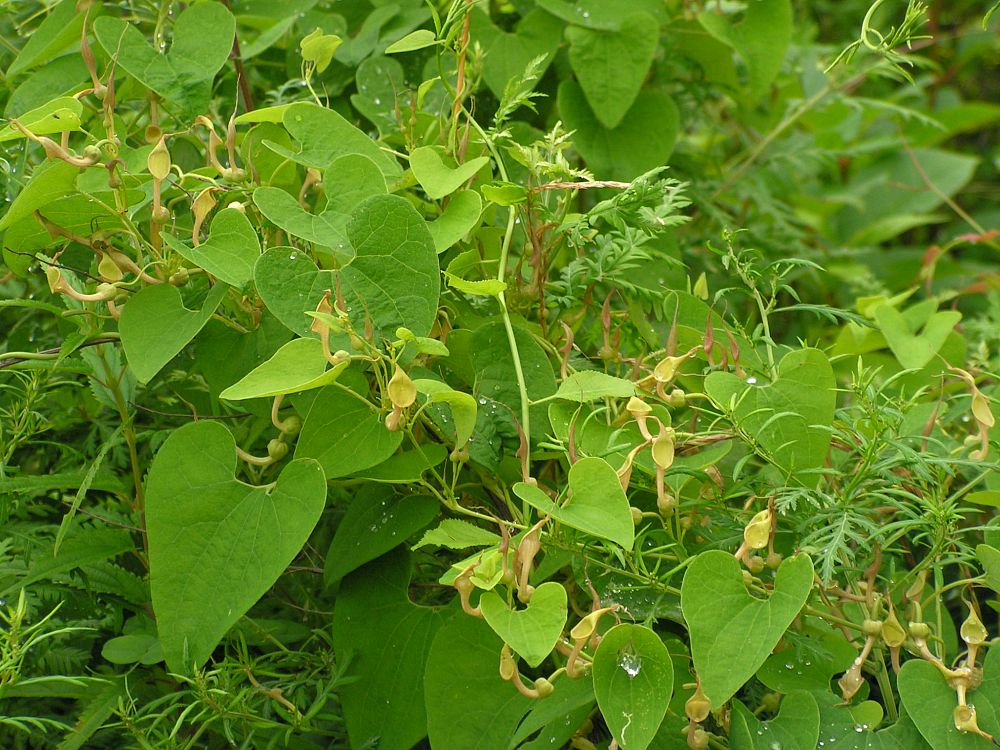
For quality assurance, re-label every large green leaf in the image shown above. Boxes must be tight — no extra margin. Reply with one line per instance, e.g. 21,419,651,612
898,645,1000,748
681,550,814,709
295,385,404,478
424,614,533,750
513,456,635,549
469,8,564,98
593,623,674,750
427,189,482,253
874,302,962,370
698,0,792,103
254,194,440,342
704,348,835,487
7,0,97,79
263,102,402,179
332,549,447,750
324,488,439,585
94,3,234,114
566,13,659,130
145,421,326,673
730,692,820,750
479,582,567,667
0,159,78,231
119,283,228,384
163,208,260,288
558,81,679,180
219,338,348,401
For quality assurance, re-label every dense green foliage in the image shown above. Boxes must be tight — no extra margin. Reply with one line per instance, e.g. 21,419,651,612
1,1,999,748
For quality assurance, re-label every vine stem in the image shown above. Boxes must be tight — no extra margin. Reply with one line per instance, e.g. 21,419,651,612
463,113,533,467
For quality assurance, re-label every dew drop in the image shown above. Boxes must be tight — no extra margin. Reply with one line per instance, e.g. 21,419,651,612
746,376,758,385
618,652,642,677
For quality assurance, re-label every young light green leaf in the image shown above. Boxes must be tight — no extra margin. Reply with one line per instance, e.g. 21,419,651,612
300,28,341,72
513,457,634,549
219,338,348,401
0,159,79,231
704,348,835,488
409,147,490,199
384,29,439,54
681,550,814,709
593,623,673,750
428,189,482,253
874,303,961,370
554,371,637,402
146,421,326,674
479,582,567,667
0,96,83,142
163,208,260,288
414,379,478,448
413,519,501,551
119,283,229,384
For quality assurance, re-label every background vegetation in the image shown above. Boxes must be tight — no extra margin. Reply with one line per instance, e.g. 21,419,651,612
1,0,999,748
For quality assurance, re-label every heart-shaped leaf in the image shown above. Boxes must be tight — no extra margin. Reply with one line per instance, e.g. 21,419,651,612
409,147,489,199
253,187,352,256
681,550,814,709
0,96,83,142
425,614,534,750
145,421,326,673
558,81,679,180
255,194,440,342
698,0,792,104
704,347,835,487
812,691,926,750
163,208,260,288
94,3,235,114
428,189,482,253
874,302,962,370
219,338,348,401
479,581,567,667
295,385,404,478
324,488,438,585
730,692,820,750
554,371,637,402
593,623,674,750
264,103,401,179
332,549,447,750
567,13,659,130
469,8,563,98
513,456,634,549
899,645,1000,748
119,282,228,384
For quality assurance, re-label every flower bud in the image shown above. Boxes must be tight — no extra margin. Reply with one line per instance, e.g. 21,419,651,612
746,555,764,574
651,428,676,470
387,365,416,408
685,682,711,723
881,608,906,649
861,619,883,637
908,621,931,640
961,604,988,646
838,662,865,701
267,439,289,460
668,388,687,408
688,727,709,750
657,491,677,515
169,268,189,286
147,136,171,180
743,508,771,550
279,415,302,437
151,205,170,223
499,643,516,681
533,677,554,698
